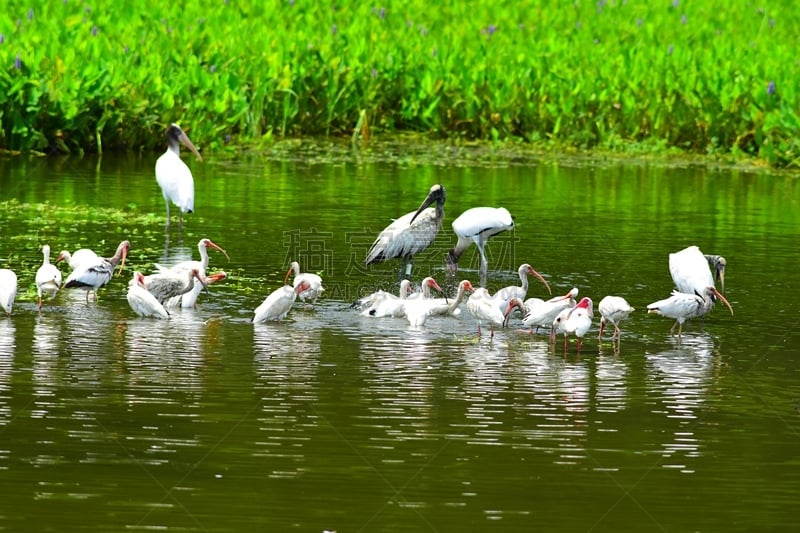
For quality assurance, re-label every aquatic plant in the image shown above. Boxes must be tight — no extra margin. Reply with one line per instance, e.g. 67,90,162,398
0,1,797,166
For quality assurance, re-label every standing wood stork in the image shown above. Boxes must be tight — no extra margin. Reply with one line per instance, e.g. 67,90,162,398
142,268,206,305
0,269,17,316
365,184,446,279
155,123,203,228
447,206,514,287
647,287,733,340
669,245,728,317
56,248,100,270
127,271,169,319
492,263,551,312
405,278,473,327
165,271,228,309
466,287,506,338
285,261,324,306
63,240,129,301
35,245,62,310
503,288,578,331
551,297,593,351
253,280,311,323
597,296,635,341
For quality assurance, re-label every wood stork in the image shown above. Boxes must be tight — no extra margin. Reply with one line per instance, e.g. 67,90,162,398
405,278,473,327
0,269,17,316
127,271,169,319
503,288,578,331
165,271,227,309
597,296,635,341
63,240,129,301
253,280,311,323
365,184,446,279
447,206,514,287
669,245,727,317
285,261,324,306
56,248,100,270
142,268,206,305
155,123,203,228
466,287,507,337
551,297,593,351
359,280,414,318
647,287,733,340
35,245,62,310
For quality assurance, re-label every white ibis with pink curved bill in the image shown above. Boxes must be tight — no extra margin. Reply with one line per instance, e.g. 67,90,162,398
253,280,311,323
285,261,324,306
365,184,446,279
597,295,635,341
127,271,169,319
155,123,203,228
647,287,733,339
551,297,594,351
35,244,62,310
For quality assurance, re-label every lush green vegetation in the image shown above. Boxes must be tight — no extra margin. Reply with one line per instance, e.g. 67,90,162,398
0,1,797,165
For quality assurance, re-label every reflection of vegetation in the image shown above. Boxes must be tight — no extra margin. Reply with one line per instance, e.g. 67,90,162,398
0,2,797,166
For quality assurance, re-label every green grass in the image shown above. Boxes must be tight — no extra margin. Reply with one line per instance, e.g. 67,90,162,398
0,1,798,166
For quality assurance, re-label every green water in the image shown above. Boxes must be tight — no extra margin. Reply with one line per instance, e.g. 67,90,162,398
0,148,798,531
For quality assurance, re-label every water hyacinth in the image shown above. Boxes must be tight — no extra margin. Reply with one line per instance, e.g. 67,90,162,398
767,81,775,96
27,8,34,20
681,14,687,25
13,55,21,69
91,25,98,36
0,34,4,44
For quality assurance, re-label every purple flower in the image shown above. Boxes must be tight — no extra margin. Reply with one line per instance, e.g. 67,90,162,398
0,34,4,44
672,0,679,7
224,134,231,143
420,25,428,36
487,24,497,36
575,21,582,30
636,18,643,27
769,18,775,28
27,8,34,20
597,0,606,13
91,25,98,36
432,47,437,57
767,81,775,96
667,44,674,55
289,0,295,5
14,55,21,69
210,64,217,73
123,45,129,53
85,5,91,13
406,19,413,28
681,14,687,25
379,7,386,19
371,68,377,78
331,24,337,35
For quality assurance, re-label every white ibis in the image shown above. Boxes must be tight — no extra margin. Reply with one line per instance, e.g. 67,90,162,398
492,263,551,312
597,296,635,341
35,244,62,310
407,276,444,300
466,287,507,337
405,278,473,327
63,240,129,301
165,271,228,309
285,261,324,306
253,280,311,323
359,280,413,318
155,123,203,228
447,206,514,287
127,271,169,319
551,297,593,351
156,238,229,275
647,287,733,339
503,287,578,331
0,269,17,316
669,245,727,317
56,248,100,270
365,184,446,279
142,268,206,305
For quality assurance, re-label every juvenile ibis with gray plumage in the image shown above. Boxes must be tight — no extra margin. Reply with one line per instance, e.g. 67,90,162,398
63,240,129,302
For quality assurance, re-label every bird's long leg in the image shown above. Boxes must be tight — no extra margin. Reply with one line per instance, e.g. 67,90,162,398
477,242,488,288
563,334,568,351
576,337,583,352
164,200,171,227
477,322,482,337
614,324,622,340
669,320,678,336
597,318,605,340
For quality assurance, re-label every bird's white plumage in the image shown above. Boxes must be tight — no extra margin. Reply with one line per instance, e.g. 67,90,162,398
35,245,62,309
63,240,129,300
466,287,506,335
165,271,227,309
56,248,100,270
669,245,714,296
0,269,17,315
449,207,514,287
551,297,593,350
360,280,413,318
287,261,324,305
492,263,551,312
405,280,472,327
522,288,578,329
127,271,169,319
647,290,703,338
143,268,203,304
253,281,309,323
156,149,194,214
597,295,635,340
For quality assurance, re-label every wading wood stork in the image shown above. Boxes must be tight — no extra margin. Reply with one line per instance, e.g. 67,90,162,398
551,297,593,351
143,268,206,305
63,240,130,302
466,287,507,338
492,263,551,313
157,238,229,276
669,245,728,317
597,296,635,341
503,288,578,331
127,271,169,319
35,245,62,310
56,248,100,270
647,287,733,340
359,280,413,318
405,279,473,327
285,261,324,306
253,280,311,323
0,269,17,316
165,271,228,309
155,123,203,228
447,206,514,287
365,184,446,279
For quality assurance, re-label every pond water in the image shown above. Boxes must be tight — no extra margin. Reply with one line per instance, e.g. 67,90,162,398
0,144,799,531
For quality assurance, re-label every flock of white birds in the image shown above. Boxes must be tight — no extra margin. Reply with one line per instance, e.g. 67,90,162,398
0,124,733,350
